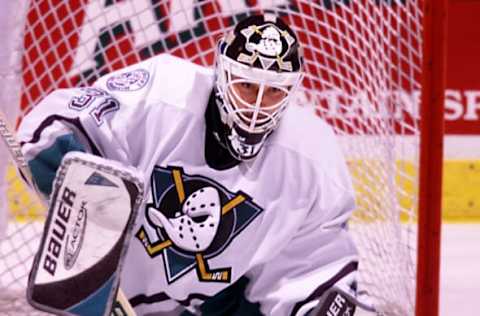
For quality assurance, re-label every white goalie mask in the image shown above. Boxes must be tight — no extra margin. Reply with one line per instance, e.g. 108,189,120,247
214,14,303,161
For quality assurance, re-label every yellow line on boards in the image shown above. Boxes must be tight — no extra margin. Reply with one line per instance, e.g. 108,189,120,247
4,161,480,223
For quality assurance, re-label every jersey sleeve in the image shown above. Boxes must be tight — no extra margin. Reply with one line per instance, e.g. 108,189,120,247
16,54,170,199
16,79,151,198
246,136,359,316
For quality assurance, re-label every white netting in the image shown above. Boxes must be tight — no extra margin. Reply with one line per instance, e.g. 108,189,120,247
0,1,49,315
0,1,424,315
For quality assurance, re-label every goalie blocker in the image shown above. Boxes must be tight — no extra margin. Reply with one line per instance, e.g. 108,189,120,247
309,285,377,316
27,152,144,316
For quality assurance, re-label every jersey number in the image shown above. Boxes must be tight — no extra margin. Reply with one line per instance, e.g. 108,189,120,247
69,88,120,125
90,99,120,126
69,88,109,110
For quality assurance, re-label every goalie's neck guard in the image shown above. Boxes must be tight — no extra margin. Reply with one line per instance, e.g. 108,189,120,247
204,91,241,171
213,13,304,161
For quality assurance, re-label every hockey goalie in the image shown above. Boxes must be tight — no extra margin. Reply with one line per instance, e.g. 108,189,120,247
18,13,361,316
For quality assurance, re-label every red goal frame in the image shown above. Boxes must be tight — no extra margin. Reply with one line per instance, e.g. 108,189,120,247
416,1,447,316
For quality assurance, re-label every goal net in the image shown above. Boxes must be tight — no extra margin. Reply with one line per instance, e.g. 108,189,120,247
0,1,435,315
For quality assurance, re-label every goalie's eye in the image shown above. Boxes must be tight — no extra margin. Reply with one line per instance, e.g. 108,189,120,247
236,81,259,96
265,86,286,97
261,86,288,106
231,80,259,104
239,82,256,90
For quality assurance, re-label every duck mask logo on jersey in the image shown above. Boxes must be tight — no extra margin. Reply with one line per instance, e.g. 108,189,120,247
148,186,221,252
135,166,264,284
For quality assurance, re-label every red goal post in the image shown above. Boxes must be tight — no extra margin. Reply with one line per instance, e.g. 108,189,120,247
0,1,445,315
417,1,446,316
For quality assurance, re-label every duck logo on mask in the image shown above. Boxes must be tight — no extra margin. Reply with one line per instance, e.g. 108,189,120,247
237,22,296,71
136,166,263,284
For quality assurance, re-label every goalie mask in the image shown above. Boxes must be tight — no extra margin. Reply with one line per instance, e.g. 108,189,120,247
214,14,303,161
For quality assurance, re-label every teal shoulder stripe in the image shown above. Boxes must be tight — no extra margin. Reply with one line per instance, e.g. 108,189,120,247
28,133,86,196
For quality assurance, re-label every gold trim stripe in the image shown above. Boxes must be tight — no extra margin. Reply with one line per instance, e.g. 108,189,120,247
172,169,185,203
147,240,173,255
137,228,172,256
195,253,211,280
222,195,246,215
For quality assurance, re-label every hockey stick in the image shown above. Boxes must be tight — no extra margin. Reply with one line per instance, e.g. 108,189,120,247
0,113,33,186
0,112,138,316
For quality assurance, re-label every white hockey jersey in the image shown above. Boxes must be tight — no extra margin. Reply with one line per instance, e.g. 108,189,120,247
18,54,358,316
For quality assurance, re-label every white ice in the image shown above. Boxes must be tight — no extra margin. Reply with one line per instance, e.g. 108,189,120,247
440,223,480,316
356,223,480,316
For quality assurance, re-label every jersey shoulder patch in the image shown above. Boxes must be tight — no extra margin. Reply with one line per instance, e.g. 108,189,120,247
93,54,214,116
106,69,150,91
